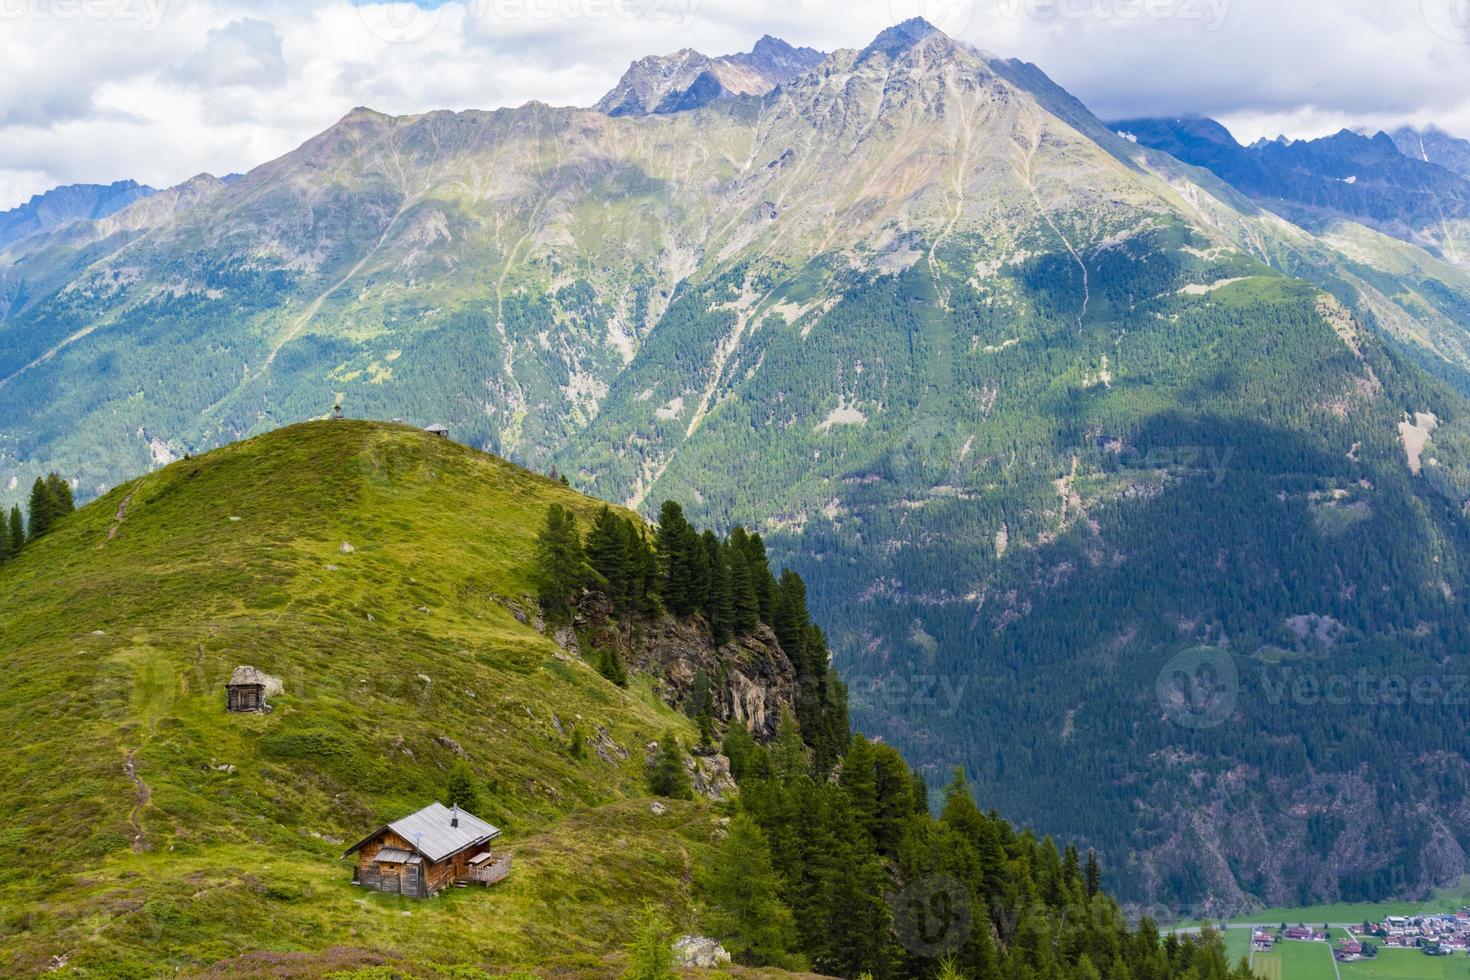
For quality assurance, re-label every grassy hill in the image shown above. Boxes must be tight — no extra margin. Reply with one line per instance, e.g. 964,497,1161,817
0,420,743,977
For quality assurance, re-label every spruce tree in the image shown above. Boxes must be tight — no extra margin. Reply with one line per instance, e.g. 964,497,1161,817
6,506,23,556
695,814,798,966
729,545,760,635
686,524,711,614
596,646,629,687
27,477,57,541
655,501,694,615
534,504,586,620
705,531,733,645
45,473,74,515
444,760,481,814
621,904,677,980
770,711,808,783
648,732,693,800
772,570,811,672
1085,849,1102,899
721,723,758,782
586,506,630,607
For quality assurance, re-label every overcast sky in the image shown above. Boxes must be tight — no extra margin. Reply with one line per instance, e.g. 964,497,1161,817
2,0,1469,209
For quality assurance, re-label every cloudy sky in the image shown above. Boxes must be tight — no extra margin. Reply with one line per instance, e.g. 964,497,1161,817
2,0,1469,209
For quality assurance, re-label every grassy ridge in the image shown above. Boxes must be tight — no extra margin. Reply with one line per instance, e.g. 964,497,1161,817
0,421,718,976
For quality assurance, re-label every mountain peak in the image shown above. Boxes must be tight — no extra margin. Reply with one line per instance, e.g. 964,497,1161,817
861,17,946,59
595,34,826,117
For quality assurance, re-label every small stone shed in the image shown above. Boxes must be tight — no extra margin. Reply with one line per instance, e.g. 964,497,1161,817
226,665,282,713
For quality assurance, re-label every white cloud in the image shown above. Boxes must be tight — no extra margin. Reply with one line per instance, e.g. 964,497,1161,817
2,0,1469,208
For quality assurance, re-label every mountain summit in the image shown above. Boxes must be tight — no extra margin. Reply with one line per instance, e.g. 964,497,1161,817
594,34,826,116
860,15,946,58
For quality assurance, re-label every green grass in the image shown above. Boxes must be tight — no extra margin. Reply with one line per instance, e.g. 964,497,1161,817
1233,926,1470,980
1341,949,1470,980
1247,938,1337,980
0,421,726,976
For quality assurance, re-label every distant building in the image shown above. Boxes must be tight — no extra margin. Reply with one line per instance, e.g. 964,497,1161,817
344,802,509,897
226,665,279,712
425,424,449,438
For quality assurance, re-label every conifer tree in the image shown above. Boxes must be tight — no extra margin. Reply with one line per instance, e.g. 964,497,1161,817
586,506,630,607
721,723,758,781
27,477,57,541
729,544,760,635
772,570,811,672
45,473,74,515
621,904,677,980
596,646,628,687
704,531,733,645
534,504,587,620
445,760,481,814
871,741,915,856
648,731,693,800
655,501,695,615
733,528,778,623
911,772,930,815
696,814,799,967
1085,850,1102,899
633,522,659,614
770,711,808,783
6,506,22,556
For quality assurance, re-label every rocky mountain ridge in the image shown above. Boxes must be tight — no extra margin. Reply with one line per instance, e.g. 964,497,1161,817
1113,115,1470,263
594,33,826,116
0,178,156,250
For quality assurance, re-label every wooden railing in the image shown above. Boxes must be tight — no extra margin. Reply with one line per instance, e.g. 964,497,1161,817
466,853,512,886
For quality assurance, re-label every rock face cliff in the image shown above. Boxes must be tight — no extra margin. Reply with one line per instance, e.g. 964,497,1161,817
571,592,798,740
595,35,826,116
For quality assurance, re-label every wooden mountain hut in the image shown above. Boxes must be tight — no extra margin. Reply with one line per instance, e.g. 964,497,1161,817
343,802,509,897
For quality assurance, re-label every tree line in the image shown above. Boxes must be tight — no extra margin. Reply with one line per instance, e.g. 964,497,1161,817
534,499,850,772
691,716,1253,980
0,473,74,565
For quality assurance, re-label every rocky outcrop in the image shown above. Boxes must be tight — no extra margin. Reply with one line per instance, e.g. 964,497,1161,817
672,936,731,968
573,592,797,739
595,35,825,117
688,747,738,801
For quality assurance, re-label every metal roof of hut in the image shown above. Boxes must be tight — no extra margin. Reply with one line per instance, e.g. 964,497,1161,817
424,423,449,435
344,802,500,863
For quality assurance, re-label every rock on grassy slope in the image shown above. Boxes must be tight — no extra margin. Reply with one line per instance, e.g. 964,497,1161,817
0,420,769,977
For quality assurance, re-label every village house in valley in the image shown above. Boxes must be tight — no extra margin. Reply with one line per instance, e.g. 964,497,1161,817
343,802,510,897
